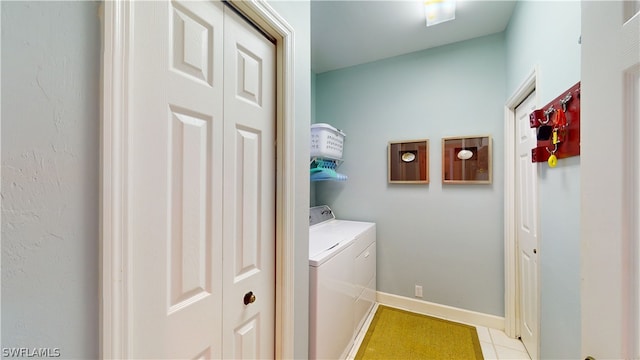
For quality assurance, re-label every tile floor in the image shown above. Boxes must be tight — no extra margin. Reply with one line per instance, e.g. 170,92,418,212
476,325,531,360
347,304,531,360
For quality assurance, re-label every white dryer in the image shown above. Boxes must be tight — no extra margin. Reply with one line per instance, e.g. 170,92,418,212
309,205,376,360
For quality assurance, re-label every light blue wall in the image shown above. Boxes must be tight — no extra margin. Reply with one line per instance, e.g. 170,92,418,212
311,71,317,124
316,33,507,316
505,1,581,358
311,71,317,206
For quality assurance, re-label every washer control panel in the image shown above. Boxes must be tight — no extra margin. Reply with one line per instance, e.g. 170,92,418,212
309,205,335,226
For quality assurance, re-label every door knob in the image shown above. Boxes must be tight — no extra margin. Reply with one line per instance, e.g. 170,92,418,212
244,291,256,305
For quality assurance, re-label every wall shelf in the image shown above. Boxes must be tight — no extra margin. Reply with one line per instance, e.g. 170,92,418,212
310,157,347,182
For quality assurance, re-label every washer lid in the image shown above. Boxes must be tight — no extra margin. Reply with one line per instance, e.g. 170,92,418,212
308,230,348,260
309,219,375,266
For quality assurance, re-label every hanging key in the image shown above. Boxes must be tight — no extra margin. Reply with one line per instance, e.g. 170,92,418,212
547,128,559,168
547,107,568,168
554,108,567,143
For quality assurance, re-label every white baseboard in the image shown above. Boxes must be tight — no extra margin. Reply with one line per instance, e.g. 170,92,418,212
376,291,505,331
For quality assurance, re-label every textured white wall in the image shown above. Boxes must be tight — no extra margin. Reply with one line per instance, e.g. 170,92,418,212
1,2,100,358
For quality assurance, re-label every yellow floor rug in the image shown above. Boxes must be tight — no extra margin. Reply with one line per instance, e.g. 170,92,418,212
355,305,484,360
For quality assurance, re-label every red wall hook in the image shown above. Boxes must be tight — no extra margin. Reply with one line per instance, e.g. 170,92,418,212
529,82,581,165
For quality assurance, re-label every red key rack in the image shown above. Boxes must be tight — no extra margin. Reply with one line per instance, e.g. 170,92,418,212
529,82,581,164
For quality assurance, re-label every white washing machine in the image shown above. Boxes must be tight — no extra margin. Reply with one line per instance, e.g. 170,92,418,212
309,205,376,360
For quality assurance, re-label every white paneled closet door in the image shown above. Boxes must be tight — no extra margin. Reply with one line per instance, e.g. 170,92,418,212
222,5,276,359
128,1,275,358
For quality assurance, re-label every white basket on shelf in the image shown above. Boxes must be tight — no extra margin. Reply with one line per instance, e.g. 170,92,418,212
310,123,346,160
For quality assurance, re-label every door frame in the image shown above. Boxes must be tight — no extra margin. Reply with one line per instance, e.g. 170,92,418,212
99,1,296,358
503,68,539,345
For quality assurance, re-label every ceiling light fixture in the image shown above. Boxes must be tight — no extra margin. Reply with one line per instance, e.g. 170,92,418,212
424,0,456,27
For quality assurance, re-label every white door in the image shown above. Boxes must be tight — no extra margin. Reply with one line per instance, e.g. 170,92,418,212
581,1,639,358
515,91,539,360
222,6,276,359
128,1,275,358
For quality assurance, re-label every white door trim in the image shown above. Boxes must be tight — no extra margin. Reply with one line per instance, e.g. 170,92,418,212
503,68,538,339
99,1,296,358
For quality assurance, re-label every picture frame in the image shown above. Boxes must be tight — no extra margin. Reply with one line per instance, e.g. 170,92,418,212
388,139,429,184
442,135,492,184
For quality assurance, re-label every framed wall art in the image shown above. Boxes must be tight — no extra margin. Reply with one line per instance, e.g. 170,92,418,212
388,139,429,184
442,135,492,184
